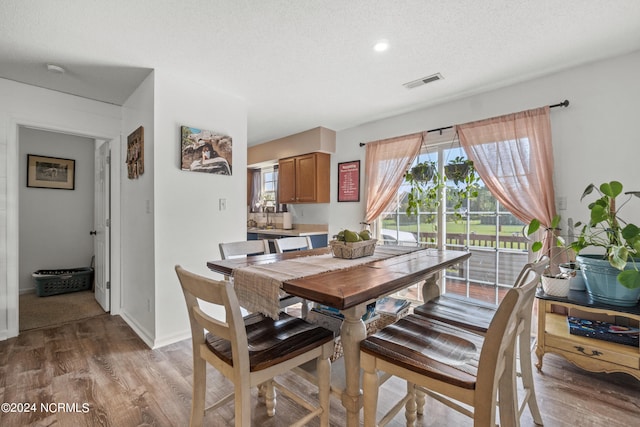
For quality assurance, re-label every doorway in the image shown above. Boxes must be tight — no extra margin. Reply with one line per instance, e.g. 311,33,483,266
16,126,113,332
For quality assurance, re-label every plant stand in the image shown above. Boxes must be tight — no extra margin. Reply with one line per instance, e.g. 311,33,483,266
535,288,640,381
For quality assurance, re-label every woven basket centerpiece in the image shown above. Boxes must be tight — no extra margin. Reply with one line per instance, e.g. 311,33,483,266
330,239,377,259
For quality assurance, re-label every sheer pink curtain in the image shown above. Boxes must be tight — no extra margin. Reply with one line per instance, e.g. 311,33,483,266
456,106,556,247
364,132,425,224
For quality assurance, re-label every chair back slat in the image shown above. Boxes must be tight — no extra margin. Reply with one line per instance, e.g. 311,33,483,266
274,236,312,253
219,240,270,259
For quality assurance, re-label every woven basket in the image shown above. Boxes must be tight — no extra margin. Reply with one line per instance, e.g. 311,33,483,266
541,275,571,297
329,239,377,259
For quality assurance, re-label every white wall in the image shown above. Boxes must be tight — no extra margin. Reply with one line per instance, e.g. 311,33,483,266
152,70,248,347
119,72,156,343
0,78,121,340
18,127,95,293
328,50,640,239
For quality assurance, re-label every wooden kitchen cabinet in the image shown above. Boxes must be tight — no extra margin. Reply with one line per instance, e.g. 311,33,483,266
278,152,330,203
535,289,640,381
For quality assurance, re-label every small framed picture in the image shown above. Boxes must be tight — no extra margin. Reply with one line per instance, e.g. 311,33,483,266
27,154,75,190
126,126,144,179
338,160,360,202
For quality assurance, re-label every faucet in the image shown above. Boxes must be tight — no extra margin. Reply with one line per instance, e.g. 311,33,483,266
265,206,274,228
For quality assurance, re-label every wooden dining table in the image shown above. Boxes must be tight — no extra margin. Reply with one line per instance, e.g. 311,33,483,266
207,245,470,427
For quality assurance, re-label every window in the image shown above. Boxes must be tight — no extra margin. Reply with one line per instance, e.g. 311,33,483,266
261,166,278,210
376,132,530,305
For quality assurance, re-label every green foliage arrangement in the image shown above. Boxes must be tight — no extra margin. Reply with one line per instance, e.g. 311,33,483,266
404,156,480,220
571,181,640,289
527,181,640,289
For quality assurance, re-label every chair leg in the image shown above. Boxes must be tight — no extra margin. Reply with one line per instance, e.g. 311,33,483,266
317,355,331,427
235,382,252,427
257,382,267,402
265,379,276,417
415,387,426,416
190,356,206,427
405,382,417,427
519,331,544,425
301,299,309,318
362,357,379,427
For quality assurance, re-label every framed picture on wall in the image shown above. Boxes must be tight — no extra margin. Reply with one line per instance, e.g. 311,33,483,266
180,125,233,175
338,160,360,202
126,125,144,180
27,154,75,190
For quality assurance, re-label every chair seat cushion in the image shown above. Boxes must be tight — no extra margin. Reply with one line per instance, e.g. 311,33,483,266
360,314,484,389
206,312,334,371
413,293,496,334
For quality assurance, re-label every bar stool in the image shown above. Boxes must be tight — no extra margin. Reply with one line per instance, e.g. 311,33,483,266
175,265,334,427
412,258,547,425
360,269,540,426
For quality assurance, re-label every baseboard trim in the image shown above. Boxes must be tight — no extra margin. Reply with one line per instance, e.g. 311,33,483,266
152,330,191,349
118,310,154,348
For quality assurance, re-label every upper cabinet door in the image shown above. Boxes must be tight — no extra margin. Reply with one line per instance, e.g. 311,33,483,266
278,157,296,203
295,153,318,202
278,152,330,203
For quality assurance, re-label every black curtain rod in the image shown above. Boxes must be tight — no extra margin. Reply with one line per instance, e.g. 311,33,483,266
359,100,570,146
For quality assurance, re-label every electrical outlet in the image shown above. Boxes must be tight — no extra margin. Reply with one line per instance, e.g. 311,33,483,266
558,196,567,210
219,198,226,211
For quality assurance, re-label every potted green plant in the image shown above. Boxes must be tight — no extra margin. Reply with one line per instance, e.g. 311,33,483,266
404,163,444,217
408,161,436,183
444,157,480,220
444,156,473,185
526,215,575,297
570,181,640,306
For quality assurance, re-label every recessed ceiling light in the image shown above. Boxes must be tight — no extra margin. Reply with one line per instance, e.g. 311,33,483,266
46,64,66,74
373,40,389,52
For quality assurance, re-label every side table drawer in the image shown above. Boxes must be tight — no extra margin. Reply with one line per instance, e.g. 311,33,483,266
546,334,640,369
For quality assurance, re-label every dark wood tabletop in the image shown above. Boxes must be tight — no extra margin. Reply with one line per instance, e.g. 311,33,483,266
207,247,470,310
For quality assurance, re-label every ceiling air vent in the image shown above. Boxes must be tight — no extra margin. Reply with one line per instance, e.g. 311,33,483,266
403,73,443,89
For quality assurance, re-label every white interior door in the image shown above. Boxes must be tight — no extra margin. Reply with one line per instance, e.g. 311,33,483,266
94,141,110,311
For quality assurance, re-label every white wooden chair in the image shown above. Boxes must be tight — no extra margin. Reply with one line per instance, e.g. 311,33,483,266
273,236,313,317
175,265,334,427
360,262,542,427
219,239,304,312
412,258,548,425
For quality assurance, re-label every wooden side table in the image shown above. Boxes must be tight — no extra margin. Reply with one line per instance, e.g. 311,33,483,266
535,289,640,380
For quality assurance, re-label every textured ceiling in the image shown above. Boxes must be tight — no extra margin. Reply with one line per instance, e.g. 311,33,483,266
2,0,640,145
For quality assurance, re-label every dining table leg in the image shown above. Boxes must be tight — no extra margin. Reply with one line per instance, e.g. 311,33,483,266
340,304,367,427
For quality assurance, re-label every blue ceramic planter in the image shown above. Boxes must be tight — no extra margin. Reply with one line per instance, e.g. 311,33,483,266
577,254,640,307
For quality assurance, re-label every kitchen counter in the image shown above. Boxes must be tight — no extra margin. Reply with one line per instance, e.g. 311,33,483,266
247,224,329,248
247,224,328,237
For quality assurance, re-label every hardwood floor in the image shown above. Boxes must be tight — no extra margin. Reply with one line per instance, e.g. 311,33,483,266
1,313,639,426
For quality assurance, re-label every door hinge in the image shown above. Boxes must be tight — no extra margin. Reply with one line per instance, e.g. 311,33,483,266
106,155,111,165
106,281,111,290
106,218,111,227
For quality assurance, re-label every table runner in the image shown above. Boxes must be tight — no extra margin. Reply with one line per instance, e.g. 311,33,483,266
233,246,422,318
